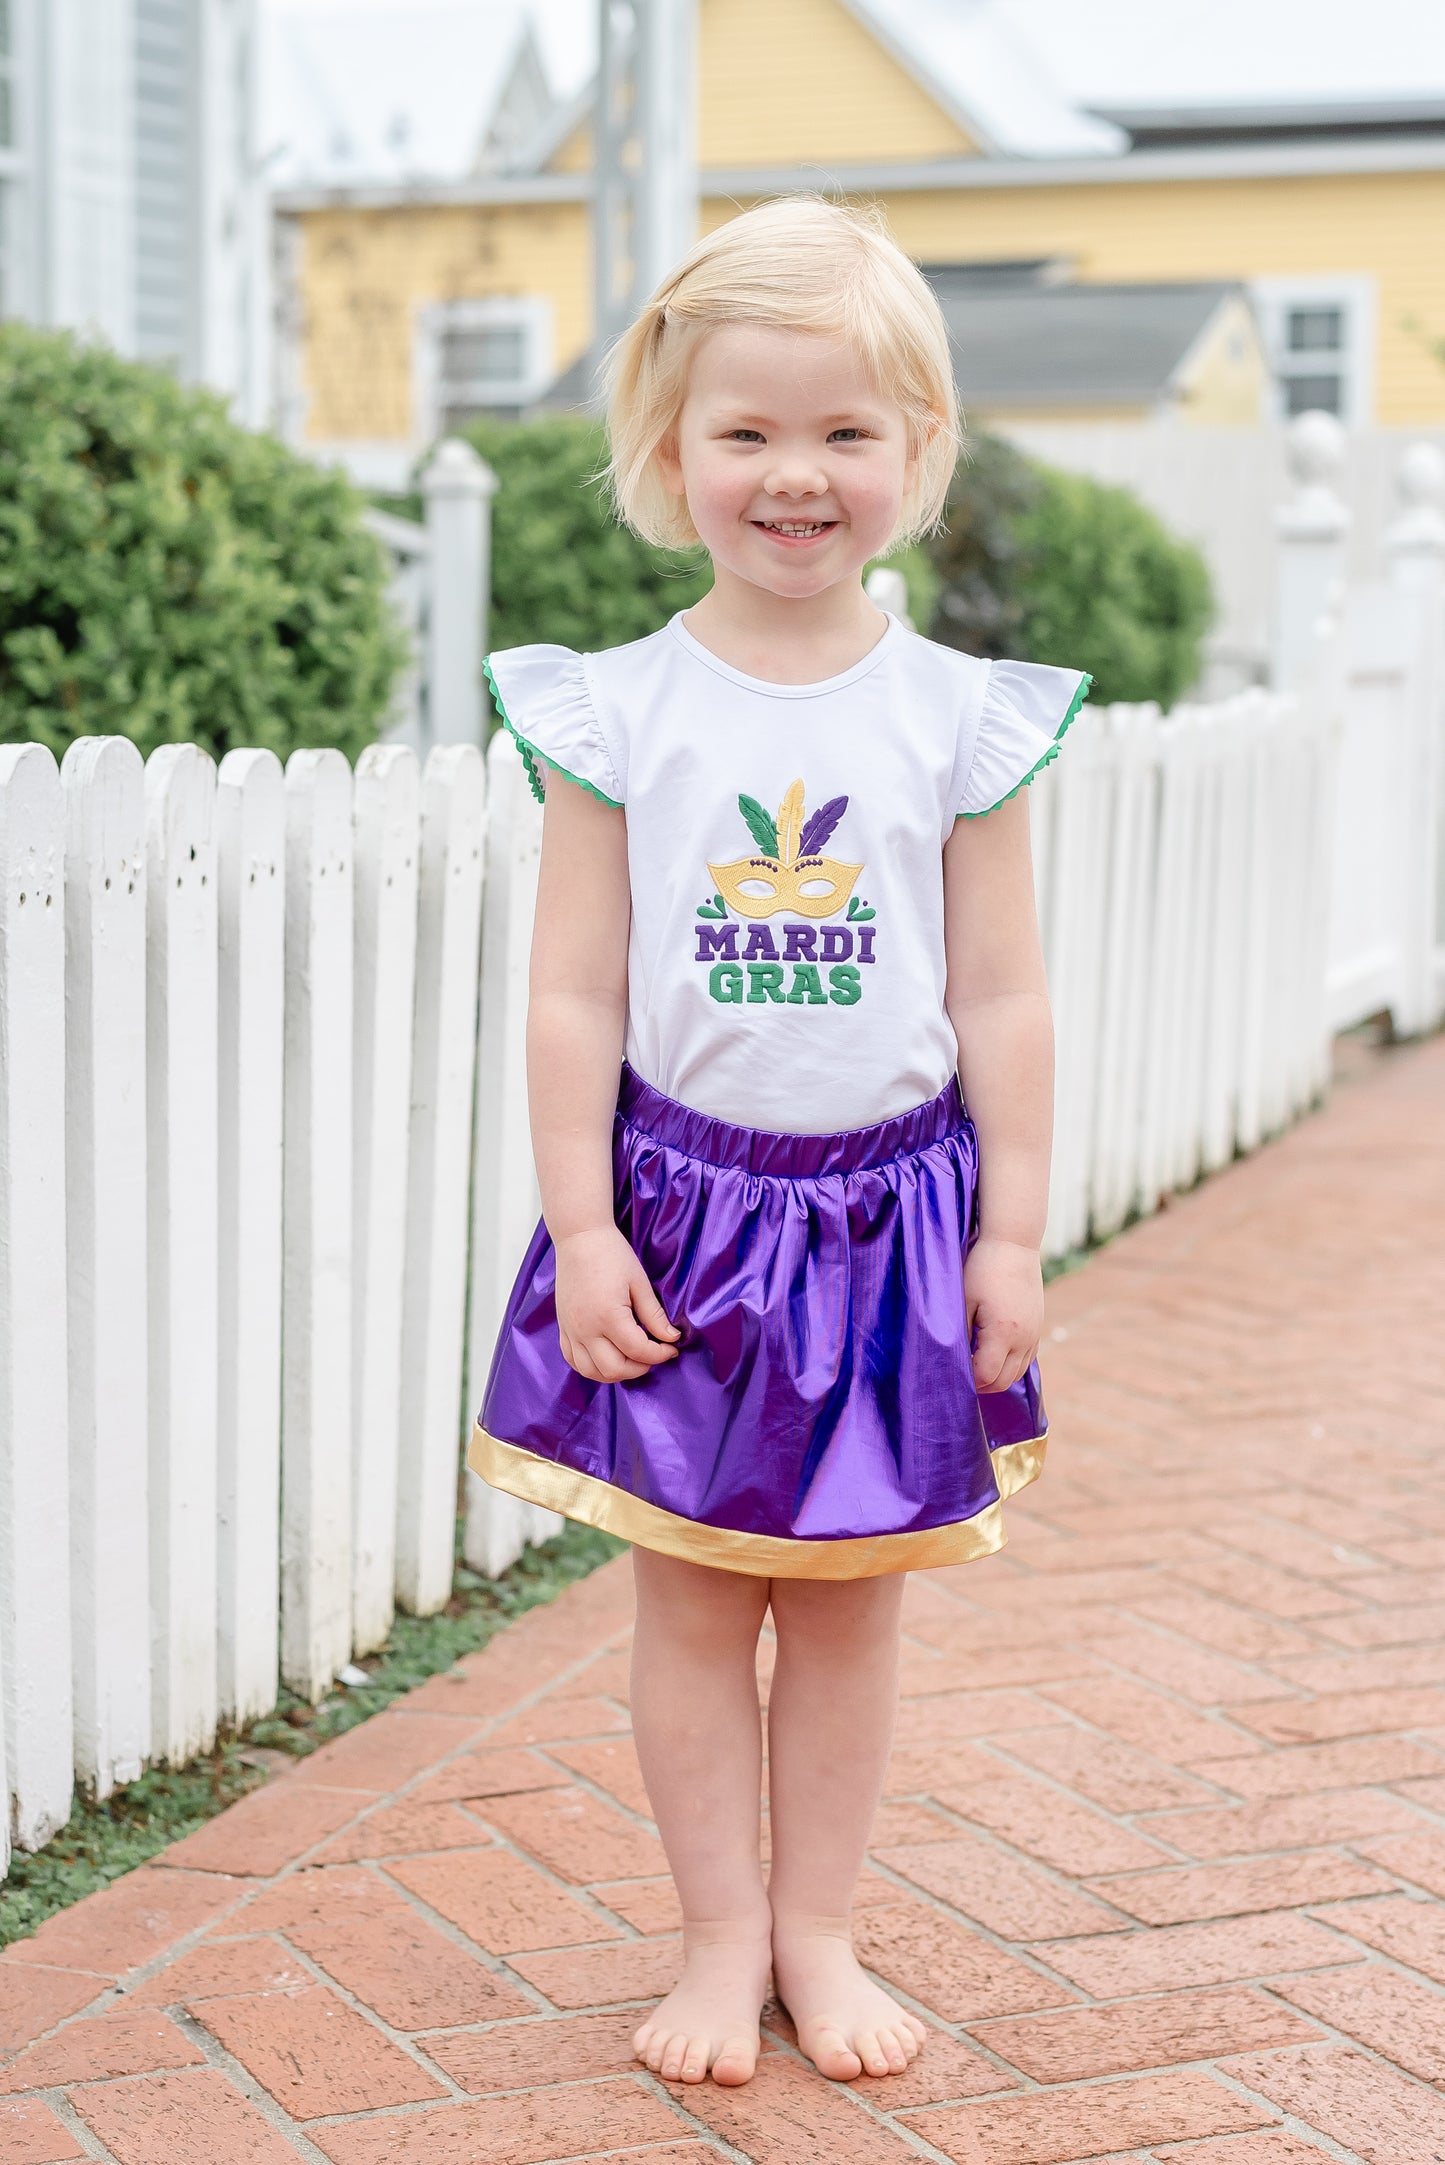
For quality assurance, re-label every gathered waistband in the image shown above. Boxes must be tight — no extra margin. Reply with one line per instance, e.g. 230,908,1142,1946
615,1064,969,1180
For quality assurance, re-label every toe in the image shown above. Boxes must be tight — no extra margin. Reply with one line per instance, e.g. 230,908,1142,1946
712,2033,758,2088
809,2025,864,2081
659,2034,688,2081
880,2027,910,2073
679,2033,711,2085
632,2021,656,2064
856,2029,893,2078
903,2010,929,2046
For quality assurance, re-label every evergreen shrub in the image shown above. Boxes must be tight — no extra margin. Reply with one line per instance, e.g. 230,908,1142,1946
0,325,406,761
927,430,1214,709
462,414,713,654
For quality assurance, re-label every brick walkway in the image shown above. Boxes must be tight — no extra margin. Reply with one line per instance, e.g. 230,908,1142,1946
3,1036,1444,2165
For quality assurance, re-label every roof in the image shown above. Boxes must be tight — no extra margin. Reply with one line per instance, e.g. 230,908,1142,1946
837,0,1123,160
1095,95,1445,150
924,274,1253,408
995,0,1445,111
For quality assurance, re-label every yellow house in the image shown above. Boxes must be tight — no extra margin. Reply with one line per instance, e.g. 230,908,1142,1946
273,0,1445,486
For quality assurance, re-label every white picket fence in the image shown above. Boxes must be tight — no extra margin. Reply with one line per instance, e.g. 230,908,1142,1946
1,417,1443,1867
0,728,555,1871
1032,687,1333,1261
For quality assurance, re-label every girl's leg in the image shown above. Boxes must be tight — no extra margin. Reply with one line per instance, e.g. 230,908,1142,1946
629,1547,774,2086
766,1571,927,2081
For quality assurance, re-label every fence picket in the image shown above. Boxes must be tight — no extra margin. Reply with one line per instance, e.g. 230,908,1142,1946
0,747,73,1852
216,750,286,1724
1171,717,1214,1193
62,738,150,1796
1087,710,1157,1235
1041,714,1117,1257
282,751,355,1701
351,746,421,1652
464,734,558,1575
396,745,488,1614
1200,711,1250,1172
145,745,220,1765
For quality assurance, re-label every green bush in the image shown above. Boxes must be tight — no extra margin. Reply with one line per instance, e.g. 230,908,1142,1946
0,325,407,761
927,432,1213,709
462,415,712,655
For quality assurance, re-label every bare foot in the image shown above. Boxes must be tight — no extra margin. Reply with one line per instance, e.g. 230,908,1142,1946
771,1918,927,2081
633,1923,773,2086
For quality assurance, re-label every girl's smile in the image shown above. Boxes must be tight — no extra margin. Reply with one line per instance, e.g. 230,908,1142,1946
753,516,838,545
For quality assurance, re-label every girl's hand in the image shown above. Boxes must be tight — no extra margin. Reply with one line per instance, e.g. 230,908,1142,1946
554,1225,682,1383
966,1236,1044,1393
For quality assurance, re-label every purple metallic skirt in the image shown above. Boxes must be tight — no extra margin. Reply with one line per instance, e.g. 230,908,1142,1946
467,1066,1047,1577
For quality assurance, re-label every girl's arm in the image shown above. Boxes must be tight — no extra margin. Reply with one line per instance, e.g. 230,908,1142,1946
528,778,679,1382
941,793,1054,1392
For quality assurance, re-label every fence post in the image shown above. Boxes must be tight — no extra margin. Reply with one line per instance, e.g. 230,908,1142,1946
1274,410,1349,694
351,745,422,1655
0,746,73,1854
423,438,497,749
1385,442,1445,596
145,745,220,1766
396,744,488,1615
1384,442,1445,1034
282,750,355,1701
62,737,150,1797
216,749,287,1726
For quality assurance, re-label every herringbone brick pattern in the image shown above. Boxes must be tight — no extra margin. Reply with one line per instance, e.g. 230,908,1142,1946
3,1035,1442,2164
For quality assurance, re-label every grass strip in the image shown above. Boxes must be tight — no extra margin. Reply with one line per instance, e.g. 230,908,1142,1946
0,1521,624,1950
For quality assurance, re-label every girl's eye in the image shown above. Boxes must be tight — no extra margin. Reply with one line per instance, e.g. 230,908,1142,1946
727,429,765,443
828,428,867,442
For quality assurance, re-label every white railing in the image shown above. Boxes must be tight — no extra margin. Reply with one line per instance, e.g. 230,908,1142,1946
1,419,1442,1868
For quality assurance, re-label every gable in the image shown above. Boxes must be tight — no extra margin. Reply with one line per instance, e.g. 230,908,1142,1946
546,0,979,176
698,0,978,166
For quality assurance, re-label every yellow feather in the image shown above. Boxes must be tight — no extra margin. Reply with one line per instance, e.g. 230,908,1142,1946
776,778,805,868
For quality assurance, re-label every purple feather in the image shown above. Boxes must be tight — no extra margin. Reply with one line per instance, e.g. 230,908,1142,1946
797,795,848,857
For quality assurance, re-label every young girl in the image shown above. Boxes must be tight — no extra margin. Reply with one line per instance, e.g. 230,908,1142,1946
469,198,1087,2091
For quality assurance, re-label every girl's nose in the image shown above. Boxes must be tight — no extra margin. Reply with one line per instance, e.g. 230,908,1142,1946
763,458,828,500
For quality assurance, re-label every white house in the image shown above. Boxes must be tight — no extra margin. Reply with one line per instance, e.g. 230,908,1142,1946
1,0,269,423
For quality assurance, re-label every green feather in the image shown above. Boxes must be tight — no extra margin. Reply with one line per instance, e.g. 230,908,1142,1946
737,794,779,856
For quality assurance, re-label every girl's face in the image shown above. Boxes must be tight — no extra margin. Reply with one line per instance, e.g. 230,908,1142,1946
658,324,919,599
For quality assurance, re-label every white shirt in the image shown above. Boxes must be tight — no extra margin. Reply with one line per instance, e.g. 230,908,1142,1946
486,612,1087,1135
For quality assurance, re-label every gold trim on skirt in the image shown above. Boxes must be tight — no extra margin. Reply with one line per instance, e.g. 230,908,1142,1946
467,1424,1049,1579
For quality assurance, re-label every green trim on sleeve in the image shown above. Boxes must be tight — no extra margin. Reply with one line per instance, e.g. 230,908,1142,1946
483,655,624,810
956,671,1093,821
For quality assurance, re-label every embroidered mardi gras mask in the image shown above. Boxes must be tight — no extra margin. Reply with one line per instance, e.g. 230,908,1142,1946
708,781,862,922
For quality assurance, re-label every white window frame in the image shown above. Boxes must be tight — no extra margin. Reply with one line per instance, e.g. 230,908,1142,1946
414,296,554,439
1251,274,1376,429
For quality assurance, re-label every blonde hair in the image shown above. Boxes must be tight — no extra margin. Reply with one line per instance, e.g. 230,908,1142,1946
604,197,962,552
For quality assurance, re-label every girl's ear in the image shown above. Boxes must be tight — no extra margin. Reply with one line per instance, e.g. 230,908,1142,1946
654,431,686,499
904,411,942,498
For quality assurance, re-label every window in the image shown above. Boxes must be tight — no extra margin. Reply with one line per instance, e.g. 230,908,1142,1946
415,298,554,435
1252,277,1376,427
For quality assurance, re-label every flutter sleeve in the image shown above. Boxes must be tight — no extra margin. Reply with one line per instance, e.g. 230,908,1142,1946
954,658,1092,820
484,644,624,808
